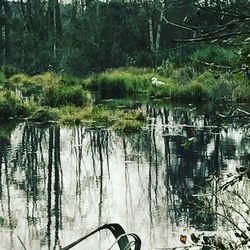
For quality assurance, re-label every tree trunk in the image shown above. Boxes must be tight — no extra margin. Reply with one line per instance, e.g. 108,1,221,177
47,0,61,62
148,17,155,53
0,0,10,64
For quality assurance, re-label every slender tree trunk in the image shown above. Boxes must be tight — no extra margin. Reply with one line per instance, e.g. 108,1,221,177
53,5,57,61
47,0,61,63
1,0,10,64
148,17,155,52
148,1,164,53
1,2,6,64
155,11,164,52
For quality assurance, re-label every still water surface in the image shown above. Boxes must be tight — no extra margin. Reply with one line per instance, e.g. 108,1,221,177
0,103,249,250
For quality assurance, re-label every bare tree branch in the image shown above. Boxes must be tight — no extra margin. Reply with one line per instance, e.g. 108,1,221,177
174,31,250,43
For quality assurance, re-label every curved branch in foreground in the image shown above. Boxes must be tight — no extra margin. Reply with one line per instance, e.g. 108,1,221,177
61,223,141,250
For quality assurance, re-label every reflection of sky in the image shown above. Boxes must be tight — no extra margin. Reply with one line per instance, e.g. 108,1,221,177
0,105,249,250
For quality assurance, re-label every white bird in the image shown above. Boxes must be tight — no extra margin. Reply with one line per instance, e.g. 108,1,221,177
151,77,165,86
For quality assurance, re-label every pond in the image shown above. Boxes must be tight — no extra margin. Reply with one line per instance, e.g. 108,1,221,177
0,102,249,250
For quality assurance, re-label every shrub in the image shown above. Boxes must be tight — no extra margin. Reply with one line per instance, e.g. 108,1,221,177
169,82,208,102
193,70,218,90
58,74,85,87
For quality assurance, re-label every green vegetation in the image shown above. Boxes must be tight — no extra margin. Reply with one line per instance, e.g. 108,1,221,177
0,71,5,85
0,91,30,118
0,71,147,132
85,68,153,97
28,108,59,122
43,85,90,107
57,105,146,133
191,45,240,69
0,54,249,128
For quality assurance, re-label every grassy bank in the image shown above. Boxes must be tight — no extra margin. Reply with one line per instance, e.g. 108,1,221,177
0,63,249,131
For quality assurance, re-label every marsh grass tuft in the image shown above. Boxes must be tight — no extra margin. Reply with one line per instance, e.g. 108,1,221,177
42,85,91,107
85,69,152,97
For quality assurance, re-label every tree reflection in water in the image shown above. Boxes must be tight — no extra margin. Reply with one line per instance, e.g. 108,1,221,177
0,103,249,249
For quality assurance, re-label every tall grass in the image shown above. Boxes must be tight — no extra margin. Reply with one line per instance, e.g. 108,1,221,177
85,69,153,97
43,85,91,107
